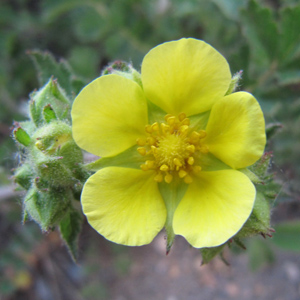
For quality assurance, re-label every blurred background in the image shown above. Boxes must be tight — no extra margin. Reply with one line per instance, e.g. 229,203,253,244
0,0,300,299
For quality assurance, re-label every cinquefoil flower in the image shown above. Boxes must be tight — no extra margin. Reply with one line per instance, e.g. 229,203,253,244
72,38,266,250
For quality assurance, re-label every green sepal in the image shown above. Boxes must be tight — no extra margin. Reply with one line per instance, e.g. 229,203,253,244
43,104,57,123
33,120,72,155
24,187,71,231
158,178,188,254
237,191,271,238
225,70,243,95
239,167,262,184
200,243,227,265
36,155,78,188
14,164,33,190
30,78,70,126
102,61,142,87
248,152,272,179
59,209,83,261
13,127,31,147
85,145,145,171
28,50,77,98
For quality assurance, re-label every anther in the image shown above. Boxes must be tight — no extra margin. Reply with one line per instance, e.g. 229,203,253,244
146,136,156,145
186,144,195,153
184,175,193,184
164,114,172,122
151,145,158,155
188,157,194,165
181,118,190,126
190,131,200,143
198,130,207,139
173,158,182,167
154,173,163,182
167,116,176,125
145,160,155,169
145,125,153,133
164,173,173,183
140,164,148,171
161,123,170,133
178,169,187,178
137,147,146,156
136,138,146,146
178,112,186,121
160,164,169,172
193,166,202,173
151,122,159,131
179,125,189,134
200,145,209,153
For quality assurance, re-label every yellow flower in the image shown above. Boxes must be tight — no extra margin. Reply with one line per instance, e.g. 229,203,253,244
71,38,266,249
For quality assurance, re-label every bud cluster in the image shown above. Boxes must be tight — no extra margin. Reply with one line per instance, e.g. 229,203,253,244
12,78,89,243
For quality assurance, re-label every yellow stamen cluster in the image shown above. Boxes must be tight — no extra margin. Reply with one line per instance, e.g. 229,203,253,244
137,113,209,184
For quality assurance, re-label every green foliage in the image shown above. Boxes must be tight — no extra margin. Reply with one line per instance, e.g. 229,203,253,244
12,74,90,260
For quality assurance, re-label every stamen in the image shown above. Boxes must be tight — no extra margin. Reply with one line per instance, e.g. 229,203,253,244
140,164,148,171
154,172,163,182
145,125,152,133
145,160,155,169
147,136,156,145
198,130,207,138
165,173,173,183
173,158,182,167
151,122,159,131
200,145,209,153
181,118,190,126
178,169,187,178
188,157,194,165
178,112,186,121
160,164,169,172
137,113,208,184
186,144,195,153
136,138,146,146
167,116,176,125
184,175,193,184
137,147,146,156
193,166,202,173
164,114,172,122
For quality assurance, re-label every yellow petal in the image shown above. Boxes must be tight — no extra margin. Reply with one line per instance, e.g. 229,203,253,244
173,170,255,248
204,92,266,169
72,75,148,157
81,167,166,246
141,38,231,116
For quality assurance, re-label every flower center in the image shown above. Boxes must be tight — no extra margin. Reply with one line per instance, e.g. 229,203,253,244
137,113,209,184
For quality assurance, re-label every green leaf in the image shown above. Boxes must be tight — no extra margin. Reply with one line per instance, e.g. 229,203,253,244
59,209,83,261
200,243,226,265
30,79,71,126
271,221,300,252
279,4,300,65
13,127,31,146
28,50,75,98
240,0,278,75
277,70,300,86
43,104,57,123
212,0,247,21
24,188,71,231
